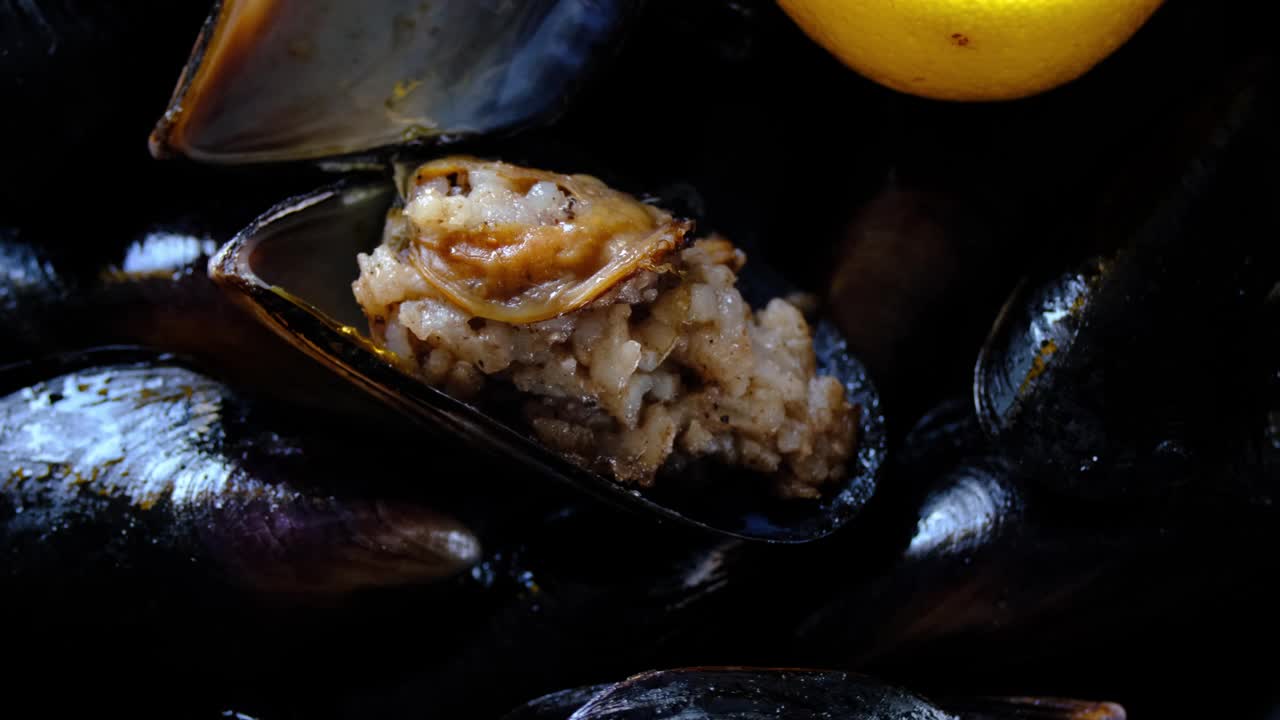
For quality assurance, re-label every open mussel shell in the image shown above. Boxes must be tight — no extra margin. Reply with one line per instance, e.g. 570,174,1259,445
209,178,886,543
150,0,641,164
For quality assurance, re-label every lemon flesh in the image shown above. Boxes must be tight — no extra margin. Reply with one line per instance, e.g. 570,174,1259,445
778,0,1165,101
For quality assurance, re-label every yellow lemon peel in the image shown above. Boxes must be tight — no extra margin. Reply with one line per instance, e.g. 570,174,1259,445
778,0,1165,101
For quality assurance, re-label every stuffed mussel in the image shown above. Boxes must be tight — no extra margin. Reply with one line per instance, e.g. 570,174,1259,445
154,1,885,542
355,157,857,499
208,163,883,541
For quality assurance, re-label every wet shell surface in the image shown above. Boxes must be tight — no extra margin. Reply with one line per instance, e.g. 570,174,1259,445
0,349,482,598
149,0,640,163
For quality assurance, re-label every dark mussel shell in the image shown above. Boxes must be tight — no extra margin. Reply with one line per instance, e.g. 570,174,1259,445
0,346,482,605
782,399,1280,718
514,668,954,720
209,177,887,543
972,57,1280,500
504,668,1125,720
503,685,614,720
0,217,410,427
150,0,642,164
241,513,772,719
942,698,1128,720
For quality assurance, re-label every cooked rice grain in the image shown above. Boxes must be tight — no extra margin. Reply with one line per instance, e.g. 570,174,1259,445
354,181,855,498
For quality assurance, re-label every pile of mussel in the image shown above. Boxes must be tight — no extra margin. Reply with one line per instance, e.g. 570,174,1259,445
2,1,1277,718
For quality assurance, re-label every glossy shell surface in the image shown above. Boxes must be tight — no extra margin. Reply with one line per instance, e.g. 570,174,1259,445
150,0,640,163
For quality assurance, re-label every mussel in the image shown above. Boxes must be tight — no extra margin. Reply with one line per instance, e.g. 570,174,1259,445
145,0,888,542
2,346,806,717
502,668,1125,720
0,347,481,605
773,397,1280,718
149,0,642,163
0,224,392,420
201,511,784,719
207,169,885,542
972,55,1280,501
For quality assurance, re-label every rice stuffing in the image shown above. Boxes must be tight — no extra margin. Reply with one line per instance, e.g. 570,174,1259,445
352,157,856,498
